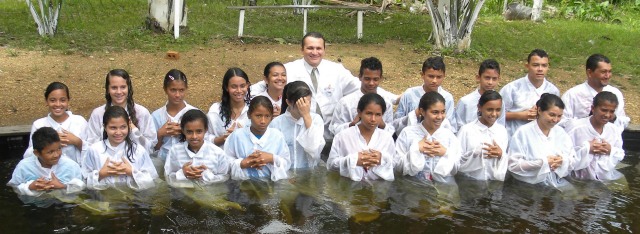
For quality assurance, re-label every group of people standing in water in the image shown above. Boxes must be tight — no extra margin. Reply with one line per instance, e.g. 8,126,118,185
7,32,630,198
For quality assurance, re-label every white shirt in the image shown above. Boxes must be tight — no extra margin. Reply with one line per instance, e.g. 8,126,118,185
270,111,326,170
507,121,574,187
500,75,560,136
82,140,158,191
206,102,250,145
329,89,395,136
25,111,88,164
565,117,625,181
395,124,461,183
561,81,630,132
224,127,290,181
393,86,456,135
164,141,230,188
454,89,506,131
457,120,509,181
254,90,283,109
85,104,158,153
327,126,395,181
8,156,85,197
151,102,198,160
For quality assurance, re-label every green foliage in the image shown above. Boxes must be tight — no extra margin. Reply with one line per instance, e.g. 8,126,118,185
559,0,615,21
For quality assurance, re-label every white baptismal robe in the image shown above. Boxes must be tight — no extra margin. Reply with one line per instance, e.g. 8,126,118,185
83,140,158,191
454,89,506,132
507,121,575,187
7,156,85,197
270,111,326,169
254,90,283,109
565,117,625,181
329,89,395,136
206,102,250,145
85,104,158,153
25,111,88,164
396,124,461,183
561,81,630,132
224,127,290,181
500,75,560,136
393,86,457,135
327,126,395,181
164,141,230,188
457,120,509,181
151,102,197,160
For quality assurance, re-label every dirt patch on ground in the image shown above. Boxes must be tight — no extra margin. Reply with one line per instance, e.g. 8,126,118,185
0,40,637,126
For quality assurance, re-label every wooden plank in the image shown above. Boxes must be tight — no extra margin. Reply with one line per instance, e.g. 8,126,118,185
227,5,377,11
0,125,31,137
238,9,245,37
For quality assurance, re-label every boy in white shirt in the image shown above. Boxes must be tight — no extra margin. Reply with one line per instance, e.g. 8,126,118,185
454,59,505,131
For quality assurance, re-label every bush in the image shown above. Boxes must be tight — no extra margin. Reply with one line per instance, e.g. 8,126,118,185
559,0,615,21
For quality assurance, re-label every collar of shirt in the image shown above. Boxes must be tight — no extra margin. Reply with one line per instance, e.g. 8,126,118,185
303,59,325,75
33,156,56,179
582,81,611,97
104,140,127,159
473,119,498,137
164,101,192,122
248,128,272,148
183,141,205,159
46,111,72,131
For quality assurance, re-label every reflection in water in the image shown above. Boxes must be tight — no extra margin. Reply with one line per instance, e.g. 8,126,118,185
0,151,639,232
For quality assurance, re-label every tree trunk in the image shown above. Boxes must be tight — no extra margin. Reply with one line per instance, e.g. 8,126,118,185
293,0,313,15
425,0,485,51
531,0,543,21
26,0,62,37
146,0,188,33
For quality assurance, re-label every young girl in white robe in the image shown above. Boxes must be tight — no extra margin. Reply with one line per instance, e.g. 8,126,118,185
396,91,461,183
164,109,230,188
208,68,251,147
270,81,325,170
565,91,625,181
24,82,87,164
508,93,575,188
9,127,85,197
85,69,157,153
457,90,509,181
224,96,291,181
254,62,286,118
152,69,197,160
327,93,395,182
83,106,158,191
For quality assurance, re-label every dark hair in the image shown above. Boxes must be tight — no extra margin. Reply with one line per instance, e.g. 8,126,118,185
281,81,312,113
248,96,274,117
104,69,139,127
263,62,285,78
421,56,446,73
32,127,60,152
102,105,136,162
418,91,446,111
592,91,618,108
359,57,383,77
179,109,208,142
478,90,502,107
44,82,70,100
163,69,188,89
478,59,501,75
301,32,325,48
219,67,251,128
536,93,565,112
527,49,549,63
586,54,611,71
357,93,387,114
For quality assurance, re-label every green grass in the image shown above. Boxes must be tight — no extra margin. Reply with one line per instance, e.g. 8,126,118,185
1,0,638,79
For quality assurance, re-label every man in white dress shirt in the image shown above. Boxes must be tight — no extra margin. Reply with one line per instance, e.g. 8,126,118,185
560,54,629,132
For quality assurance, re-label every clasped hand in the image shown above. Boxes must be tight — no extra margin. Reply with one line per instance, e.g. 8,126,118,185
419,138,447,157
98,157,133,180
357,149,382,170
182,161,208,179
28,173,65,191
589,138,611,155
241,150,274,170
482,140,502,158
547,155,563,171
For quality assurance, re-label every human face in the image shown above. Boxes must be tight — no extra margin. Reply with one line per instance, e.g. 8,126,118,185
227,76,249,103
478,99,502,127
165,80,187,106
360,68,382,94
526,55,550,83
477,69,500,93
34,142,62,168
249,105,272,136
108,76,129,107
183,120,206,152
420,102,446,131
105,117,129,147
421,68,445,92
46,89,69,120
265,65,287,91
536,105,563,131
301,37,325,67
591,101,617,127
358,102,383,132
587,62,612,89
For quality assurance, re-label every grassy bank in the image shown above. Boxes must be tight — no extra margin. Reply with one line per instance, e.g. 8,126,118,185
1,0,639,79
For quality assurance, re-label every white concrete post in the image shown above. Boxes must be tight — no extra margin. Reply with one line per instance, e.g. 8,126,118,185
238,9,245,37
357,11,363,39
303,8,308,36
174,0,181,39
